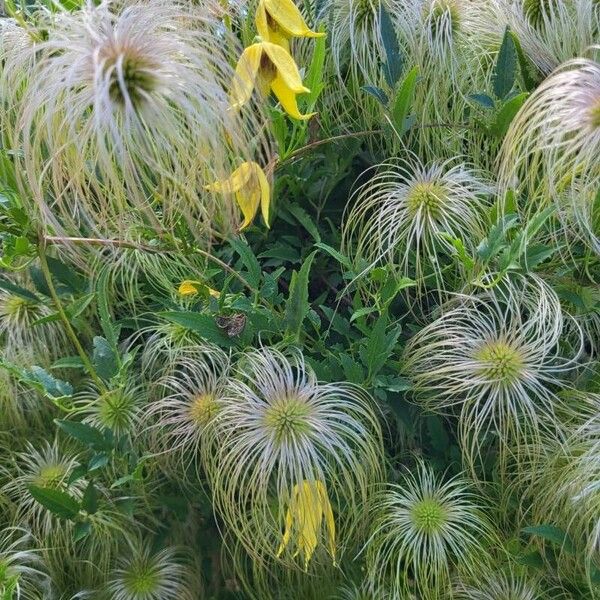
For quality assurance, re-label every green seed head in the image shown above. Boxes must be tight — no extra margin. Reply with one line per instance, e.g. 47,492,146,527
103,50,157,106
411,497,447,533
122,558,160,595
407,182,447,218
188,393,218,426
474,340,524,384
97,388,137,432
33,463,67,489
264,396,312,443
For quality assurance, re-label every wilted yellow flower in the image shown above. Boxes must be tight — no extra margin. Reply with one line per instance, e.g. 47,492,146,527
256,0,325,51
178,280,220,298
207,161,271,230
230,41,314,120
277,480,336,570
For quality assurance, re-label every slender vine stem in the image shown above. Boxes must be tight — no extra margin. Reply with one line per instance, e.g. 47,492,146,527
37,238,106,390
44,235,257,295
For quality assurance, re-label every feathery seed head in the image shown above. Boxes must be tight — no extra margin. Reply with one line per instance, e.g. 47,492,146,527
454,569,546,600
203,346,384,569
75,381,145,437
107,540,194,600
0,528,47,600
404,273,579,473
343,157,492,297
473,340,525,385
364,462,493,597
2,441,85,536
15,0,272,247
145,346,230,476
499,56,600,256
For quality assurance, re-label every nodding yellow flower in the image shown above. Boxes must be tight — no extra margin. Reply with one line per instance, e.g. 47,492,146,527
178,280,220,298
277,480,336,570
230,41,314,120
256,0,325,51
207,161,271,230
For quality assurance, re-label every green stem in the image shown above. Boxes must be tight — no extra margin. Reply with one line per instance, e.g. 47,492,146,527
37,239,105,390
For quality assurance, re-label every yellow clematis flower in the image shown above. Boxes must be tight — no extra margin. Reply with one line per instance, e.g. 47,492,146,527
255,0,325,51
230,41,314,120
277,480,336,570
207,162,271,230
178,280,220,298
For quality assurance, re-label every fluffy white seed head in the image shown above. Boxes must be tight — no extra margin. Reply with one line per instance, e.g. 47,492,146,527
73,380,146,438
14,0,272,247
363,461,494,598
342,156,493,299
1,441,85,537
144,345,230,478
203,346,384,569
404,274,581,473
498,54,600,256
473,0,600,76
107,539,196,600
0,273,69,363
454,568,547,600
0,527,47,600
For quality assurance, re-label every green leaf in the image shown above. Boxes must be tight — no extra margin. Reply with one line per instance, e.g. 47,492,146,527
284,251,317,338
96,268,120,350
287,204,321,242
73,521,91,543
493,27,518,99
160,312,236,347
55,419,109,449
392,67,418,134
522,525,576,554
0,276,39,302
92,336,118,380
469,93,495,109
27,366,73,399
81,481,98,514
305,31,326,106
379,5,403,87
489,92,528,139
359,313,402,378
510,31,540,92
228,237,261,288
46,256,84,293
51,356,86,370
88,453,109,471
28,485,80,520
314,242,352,270
67,292,96,319
476,214,520,262
362,85,389,106
350,306,378,323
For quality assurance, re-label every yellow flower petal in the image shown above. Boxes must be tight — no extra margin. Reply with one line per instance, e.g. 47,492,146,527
230,43,263,109
262,42,308,93
235,186,260,230
178,280,199,296
256,162,271,227
270,73,314,121
208,287,221,299
206,162,253,195
207,162,271,230
255,2,271,41
276,480,335,570
318,482,337,566
263,0,326,38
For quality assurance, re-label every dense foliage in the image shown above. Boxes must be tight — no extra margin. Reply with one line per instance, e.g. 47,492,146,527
0,0,599,598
